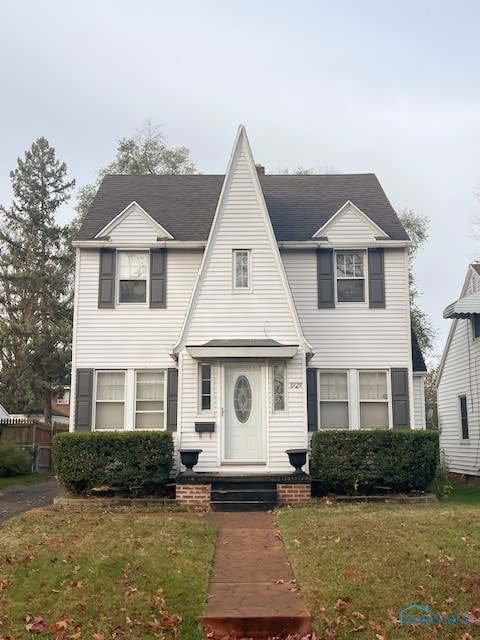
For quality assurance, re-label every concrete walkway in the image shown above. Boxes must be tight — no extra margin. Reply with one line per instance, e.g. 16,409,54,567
204,512,311,639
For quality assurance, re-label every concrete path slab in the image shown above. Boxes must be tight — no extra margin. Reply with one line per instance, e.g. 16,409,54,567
204,512,311,639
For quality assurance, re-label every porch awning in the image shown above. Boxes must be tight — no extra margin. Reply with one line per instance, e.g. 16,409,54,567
186,339,299,359
443,291,480,319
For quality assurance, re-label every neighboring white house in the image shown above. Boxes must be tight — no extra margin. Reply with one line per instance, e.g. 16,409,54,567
70,125,426,474
438,262,480,479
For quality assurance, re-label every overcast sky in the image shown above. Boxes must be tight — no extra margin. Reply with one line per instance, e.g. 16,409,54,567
1,0,479,360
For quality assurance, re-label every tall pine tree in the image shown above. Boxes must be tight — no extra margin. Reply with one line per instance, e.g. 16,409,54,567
0,137,75,424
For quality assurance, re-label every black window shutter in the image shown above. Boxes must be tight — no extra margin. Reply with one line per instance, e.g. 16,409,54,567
307,367,318,431
150,249,166,308
391,368,410,429
75,369,93,431
368,248,385,308
167,368,178,431
317,249,335,308
98,249,115,308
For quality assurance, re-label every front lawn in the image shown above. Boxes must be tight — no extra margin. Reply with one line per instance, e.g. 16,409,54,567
277,484,480,639
0,509,216,639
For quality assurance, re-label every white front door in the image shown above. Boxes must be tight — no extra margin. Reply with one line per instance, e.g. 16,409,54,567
223,364,265,462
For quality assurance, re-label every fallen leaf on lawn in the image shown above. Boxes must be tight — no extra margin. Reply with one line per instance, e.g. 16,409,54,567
334,597,349,613
416,585,427,596
24,616,46,632
443,596,454,604
124,586,138,597
93,634,105,640
292,539,301,547
345,567,356,578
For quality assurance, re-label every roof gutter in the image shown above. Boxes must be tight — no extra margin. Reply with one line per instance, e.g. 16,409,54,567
72,240,208,249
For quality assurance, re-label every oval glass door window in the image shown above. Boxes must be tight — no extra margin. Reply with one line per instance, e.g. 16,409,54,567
234,375,252,423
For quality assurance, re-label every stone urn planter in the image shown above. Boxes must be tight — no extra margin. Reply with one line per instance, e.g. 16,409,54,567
179,449,202,475
285,448,308,475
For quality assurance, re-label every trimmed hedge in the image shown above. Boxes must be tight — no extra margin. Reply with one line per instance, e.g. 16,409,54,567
52,431,173,496
310,430,439,495
0,443,31,477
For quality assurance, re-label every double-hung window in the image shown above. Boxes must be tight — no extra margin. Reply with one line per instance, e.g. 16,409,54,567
359,371,389,429
135,371,165,429
95,371,125,429
118,251,149,304
319,371,349,428
336,251,365,302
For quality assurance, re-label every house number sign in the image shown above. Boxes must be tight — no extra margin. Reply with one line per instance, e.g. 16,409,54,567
289,382,302,389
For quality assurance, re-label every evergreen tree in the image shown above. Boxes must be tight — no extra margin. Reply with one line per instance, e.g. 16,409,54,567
0,137,75,424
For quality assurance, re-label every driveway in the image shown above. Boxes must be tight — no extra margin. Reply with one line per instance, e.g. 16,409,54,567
0,478,63,524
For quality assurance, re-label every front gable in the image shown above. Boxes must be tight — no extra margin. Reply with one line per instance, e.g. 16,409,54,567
95,201,174,243
312,200,389,243
175,126,310,351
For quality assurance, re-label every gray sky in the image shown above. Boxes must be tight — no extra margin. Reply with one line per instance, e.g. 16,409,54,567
1,0,479,360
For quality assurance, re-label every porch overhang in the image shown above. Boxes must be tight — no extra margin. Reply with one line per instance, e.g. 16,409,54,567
443,291,480,318
186,339,299,359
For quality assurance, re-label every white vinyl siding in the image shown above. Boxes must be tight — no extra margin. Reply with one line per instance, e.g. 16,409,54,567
438,281,480,476
319,204,386,244
185,150,299,344
282,248,412,370
412,375,426,430
107,205,169,244
74,248,202,370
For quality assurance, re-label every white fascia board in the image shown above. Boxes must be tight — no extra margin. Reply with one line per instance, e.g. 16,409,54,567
187,346,298,358
94,201,174,239
278,240,409,249
72,240,206,249
312,200,389,239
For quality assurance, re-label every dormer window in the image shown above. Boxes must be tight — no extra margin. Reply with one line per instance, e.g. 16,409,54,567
233,249,251,290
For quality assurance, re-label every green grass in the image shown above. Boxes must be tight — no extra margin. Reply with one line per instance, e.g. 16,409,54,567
0,509,216,639
0,473,52,489
277,487,480,639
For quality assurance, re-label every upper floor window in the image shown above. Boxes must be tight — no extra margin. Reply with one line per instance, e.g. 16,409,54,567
233,250,250,290
336,251,365,302
118,251,149,303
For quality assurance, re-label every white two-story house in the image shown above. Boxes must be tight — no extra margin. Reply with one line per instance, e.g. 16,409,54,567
70,125,426,475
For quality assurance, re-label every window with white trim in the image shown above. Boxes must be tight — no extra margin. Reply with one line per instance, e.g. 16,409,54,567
273,363,286,412
359,371,388,429
118,251,149,303
199,364,212,411
95,371,125,429
319,371,349,428
135,371,165,429
336,251,365,302
233,249,250,290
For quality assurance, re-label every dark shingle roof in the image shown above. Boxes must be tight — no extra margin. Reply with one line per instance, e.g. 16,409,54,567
76,173,409,242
